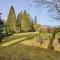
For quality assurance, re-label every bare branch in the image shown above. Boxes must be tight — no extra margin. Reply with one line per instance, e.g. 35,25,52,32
33,0,60,20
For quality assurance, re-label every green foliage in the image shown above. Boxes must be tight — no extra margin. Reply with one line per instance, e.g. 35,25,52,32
33,16,41,31
34,16,37,24
16,10,35,32
39,32,49,40
17,11,22,32
6,6,16,33
5,6,36,33
0,15,4,41
34,24,41,31
28,14,35,32
21,11,31,32
30,19,35,32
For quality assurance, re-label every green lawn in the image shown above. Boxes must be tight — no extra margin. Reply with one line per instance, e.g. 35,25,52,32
1,32,37,44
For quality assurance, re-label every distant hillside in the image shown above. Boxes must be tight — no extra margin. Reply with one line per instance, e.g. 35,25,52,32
41,25,59,29
40,25,59,32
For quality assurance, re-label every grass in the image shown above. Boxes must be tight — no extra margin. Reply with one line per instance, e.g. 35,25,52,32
1,32,36,44
0,43,60,60
0,32,60,60
2,32,59,44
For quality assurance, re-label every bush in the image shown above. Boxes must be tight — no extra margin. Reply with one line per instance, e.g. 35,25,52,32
58,38,60,43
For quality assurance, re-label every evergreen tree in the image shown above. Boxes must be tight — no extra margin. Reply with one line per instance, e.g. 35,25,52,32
17,11,22,32
28,13,35,32
4,21,8,34
0,13,4,41
21,11,31,32
6,6,16,34
34,16,37,24
34,16,40,31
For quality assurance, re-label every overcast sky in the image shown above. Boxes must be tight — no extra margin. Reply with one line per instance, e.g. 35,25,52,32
0,0,60,26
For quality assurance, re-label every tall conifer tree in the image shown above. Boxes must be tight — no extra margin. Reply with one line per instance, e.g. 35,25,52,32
0,13,4,41
21,11,31,32
6,6,16,33
17,11,22,32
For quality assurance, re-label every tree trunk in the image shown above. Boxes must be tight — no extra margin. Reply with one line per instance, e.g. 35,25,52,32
48,30,56,50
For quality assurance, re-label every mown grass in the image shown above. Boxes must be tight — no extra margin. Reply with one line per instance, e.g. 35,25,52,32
2,32,59,44
0,33,36,44
0,42,60,60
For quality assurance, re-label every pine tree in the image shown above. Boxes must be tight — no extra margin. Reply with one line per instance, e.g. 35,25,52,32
28,13,35,32
34,16,37,24
30,19,35,32
34,16,39,31
17,11,22,32
6,6,16,34
21,11,31,32
0,13,4,41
